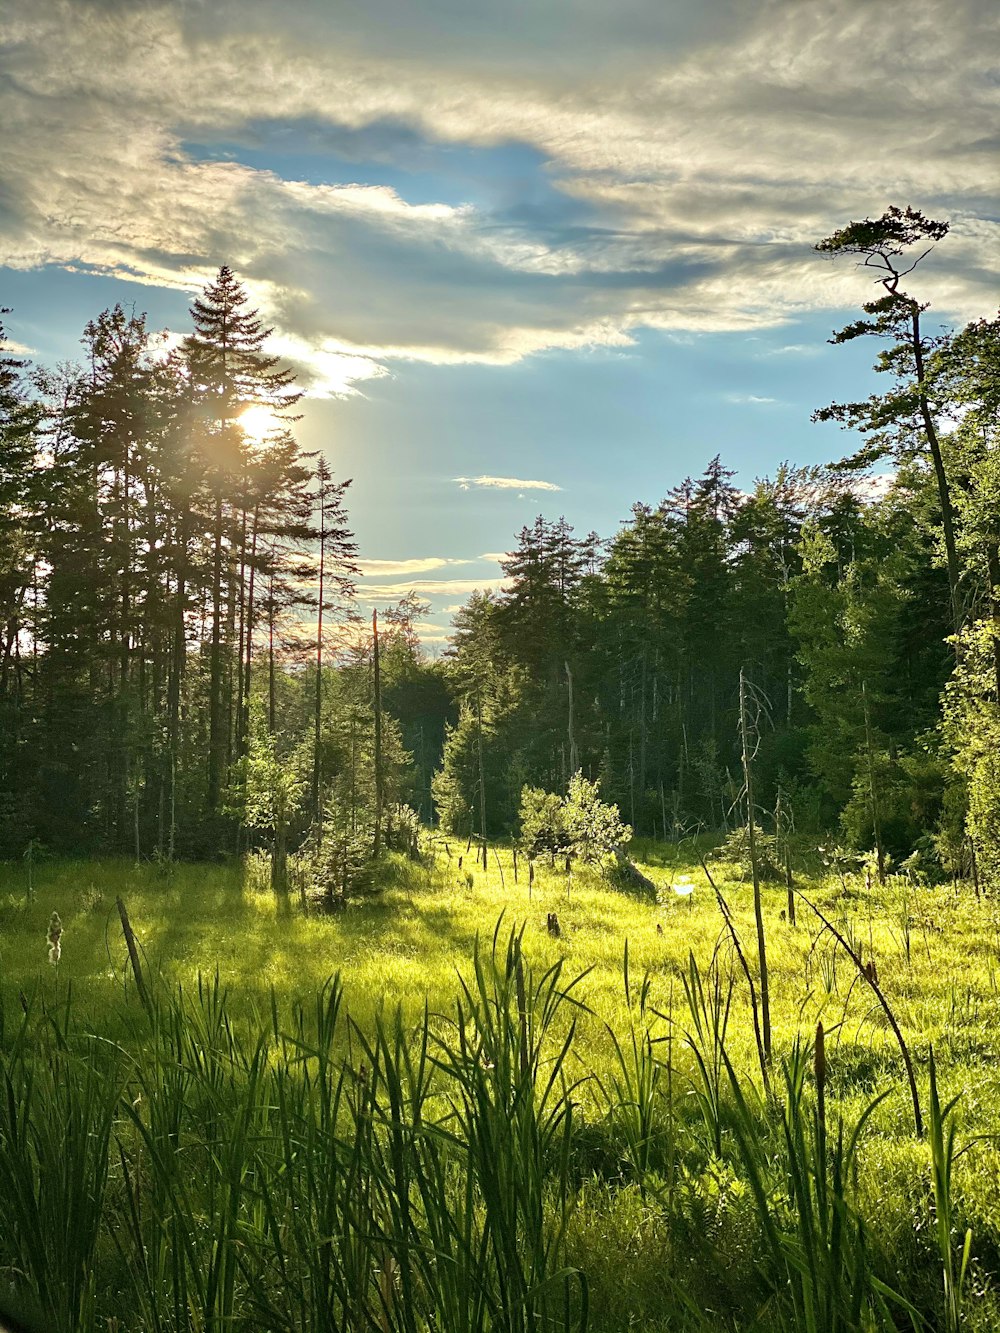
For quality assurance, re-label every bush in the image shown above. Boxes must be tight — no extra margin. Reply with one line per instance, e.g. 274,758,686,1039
563,772,632,863
309,825,375,910
518,772,632,865
840,745,947,863
714,823,782,881
519,786,567,859
384,803,423,859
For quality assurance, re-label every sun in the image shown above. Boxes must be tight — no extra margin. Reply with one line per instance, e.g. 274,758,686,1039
239,404,282,443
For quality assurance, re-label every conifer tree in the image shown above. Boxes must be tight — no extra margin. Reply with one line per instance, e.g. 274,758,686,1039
183,266,301,811
814,208,960,630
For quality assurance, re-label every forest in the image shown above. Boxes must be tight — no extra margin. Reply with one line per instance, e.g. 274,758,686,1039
2,209,1000,888
4,207,1000,1333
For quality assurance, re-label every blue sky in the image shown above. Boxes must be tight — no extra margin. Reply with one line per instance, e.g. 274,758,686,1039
3,0,998,647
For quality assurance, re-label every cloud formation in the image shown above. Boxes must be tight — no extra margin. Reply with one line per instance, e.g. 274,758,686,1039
2,0,998,397
455,475,562,492
355,577,509,599
357,556,464,576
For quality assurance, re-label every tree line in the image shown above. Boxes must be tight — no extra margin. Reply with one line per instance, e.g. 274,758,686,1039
3,207,1000,885
436,209,1000,883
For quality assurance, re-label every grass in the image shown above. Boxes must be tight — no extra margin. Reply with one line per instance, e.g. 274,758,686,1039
2,840,1000,1329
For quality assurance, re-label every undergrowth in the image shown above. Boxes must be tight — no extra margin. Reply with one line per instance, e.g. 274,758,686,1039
0,846,998,1330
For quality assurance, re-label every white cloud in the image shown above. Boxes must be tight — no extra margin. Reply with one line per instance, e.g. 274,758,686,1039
757,344,822,358
1,337,36,355
2,0,998,394
456,475,562,491
357,556,465,576
356,577,509,598
725,393,783,405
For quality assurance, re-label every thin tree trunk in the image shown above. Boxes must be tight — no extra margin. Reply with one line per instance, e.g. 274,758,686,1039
476,685,487,846
239,507,260,758
985,543,1000,703
166,511,189,860
639,646,648,801
267,571,276,732
912,304,962,635
565,660,578,776
312,473,327,822
862,680,886,883
740,666,771,1066
208,491,225,809
372,609,384,857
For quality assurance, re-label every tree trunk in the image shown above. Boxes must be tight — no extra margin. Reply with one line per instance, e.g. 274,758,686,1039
565,660,578,776
476,685,487,848
911,304,962,636
740,666,771,1066
372,609,384,857
862,680,886,883
985,543,1000,703
208,491,225,809
312,474,327,822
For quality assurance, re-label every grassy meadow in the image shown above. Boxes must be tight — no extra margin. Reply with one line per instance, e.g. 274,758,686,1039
2,841,1000,1331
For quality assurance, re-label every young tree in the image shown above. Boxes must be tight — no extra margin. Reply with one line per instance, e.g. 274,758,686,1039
237,700,305,894
310,457,358,822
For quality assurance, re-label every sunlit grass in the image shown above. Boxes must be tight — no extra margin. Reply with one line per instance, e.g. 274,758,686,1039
4,843,1000,1124
3,842,1000,1330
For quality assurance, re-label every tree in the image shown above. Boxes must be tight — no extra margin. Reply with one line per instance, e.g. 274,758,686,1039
814,207,961,632
518,785,567,860
236,700,305,894
183,266,301,811
517,772,631,866
562,771,631,863
0,312,43,852
310,456,358,822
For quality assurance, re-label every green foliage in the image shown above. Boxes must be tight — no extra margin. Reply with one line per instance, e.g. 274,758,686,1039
309,822,375,909
519,785,567,859
715,822,781,881
944,619,1000,885
384,802,423,858
519,772,631,865
840,745,949,866
230,700,305,892
233,702,305,837
563,772,632,862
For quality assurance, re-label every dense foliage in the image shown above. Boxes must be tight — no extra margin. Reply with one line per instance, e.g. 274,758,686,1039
0,282,449,872
434,212,1000,886
3,208,1000,886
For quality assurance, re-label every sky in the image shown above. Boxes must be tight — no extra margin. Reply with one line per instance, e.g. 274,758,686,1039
3,0,998,648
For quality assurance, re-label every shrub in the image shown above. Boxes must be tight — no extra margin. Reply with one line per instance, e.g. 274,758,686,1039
714,823,781,881
563,772,632,863
518,772,632,865
309,825,375,910
384,803,424,859
518,786,568,859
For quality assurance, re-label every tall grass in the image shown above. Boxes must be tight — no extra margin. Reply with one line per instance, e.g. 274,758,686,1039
0,998,119,1332
0,915,986,1332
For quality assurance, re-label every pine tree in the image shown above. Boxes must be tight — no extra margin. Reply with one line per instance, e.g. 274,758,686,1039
814,207,961,632
0,313,43,851
310,456,358,821
182,266,301,812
